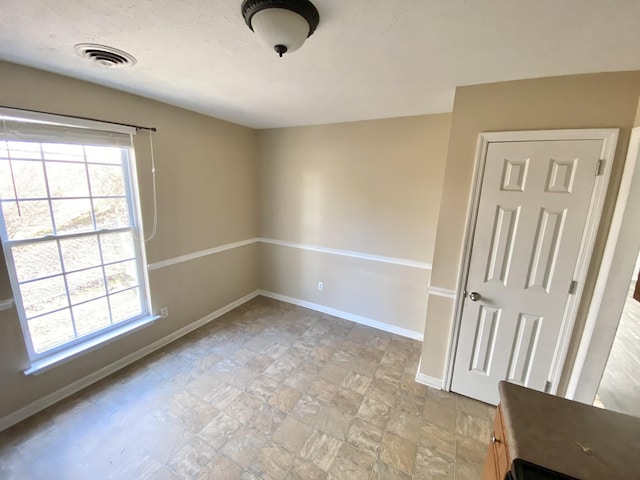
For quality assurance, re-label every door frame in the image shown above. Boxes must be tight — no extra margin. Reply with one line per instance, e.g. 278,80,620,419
567,126,640,403
443,129,619,394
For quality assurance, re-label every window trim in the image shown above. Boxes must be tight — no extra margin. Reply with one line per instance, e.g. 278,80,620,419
0,106,136,136
0,110,154,369
24,313,160,376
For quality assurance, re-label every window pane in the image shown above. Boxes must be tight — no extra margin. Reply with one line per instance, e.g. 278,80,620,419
42,143,84,162
88,164,126,196
12,241,61,282
0,161,14,199
20,275,68,318
2,200,53,240
110,288,141,323
52,198,94,234
94,198,129,230
28,309,75,353
73,297,111,336
0,129,146,358
46,162,89,198
67,267,106,304
100,231,135,264
60,236,101,271
85,146,122,165
6,141,41,159
0,160,47,199
105,260,138,293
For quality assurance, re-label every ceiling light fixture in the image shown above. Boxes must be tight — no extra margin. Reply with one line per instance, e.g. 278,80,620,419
241,0,319,58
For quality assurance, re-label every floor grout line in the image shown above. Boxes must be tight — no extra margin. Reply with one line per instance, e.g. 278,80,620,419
0,297,491,480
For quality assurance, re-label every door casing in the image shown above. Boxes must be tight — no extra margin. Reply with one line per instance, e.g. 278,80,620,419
568,126,640,403
443,129,619,394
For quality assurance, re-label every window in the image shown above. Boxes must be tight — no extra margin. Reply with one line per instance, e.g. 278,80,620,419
0,111,152,365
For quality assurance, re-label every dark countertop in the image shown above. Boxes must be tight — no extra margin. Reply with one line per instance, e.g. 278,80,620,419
499,381,640,479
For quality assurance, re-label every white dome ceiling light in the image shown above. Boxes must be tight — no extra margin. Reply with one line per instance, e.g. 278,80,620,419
241,0,320,58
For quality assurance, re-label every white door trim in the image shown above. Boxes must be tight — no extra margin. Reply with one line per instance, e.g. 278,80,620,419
443,129,619,393
567,126,640,402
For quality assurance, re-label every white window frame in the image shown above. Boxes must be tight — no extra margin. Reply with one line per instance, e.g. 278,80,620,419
0,108,156,373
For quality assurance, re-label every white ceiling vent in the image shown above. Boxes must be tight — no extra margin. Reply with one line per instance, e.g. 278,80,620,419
74,44,136,68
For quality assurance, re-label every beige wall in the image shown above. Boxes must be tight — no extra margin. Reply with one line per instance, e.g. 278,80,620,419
0,61,260,419
258,115,451,334
260,244,430,334
5,59,639,423
421,71,640,382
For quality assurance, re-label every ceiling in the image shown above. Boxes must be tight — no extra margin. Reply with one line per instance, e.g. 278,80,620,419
1,1,640,129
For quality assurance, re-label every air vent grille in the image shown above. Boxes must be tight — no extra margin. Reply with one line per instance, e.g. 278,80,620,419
74,44,136,68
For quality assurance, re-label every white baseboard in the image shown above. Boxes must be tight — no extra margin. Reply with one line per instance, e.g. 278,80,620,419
258,290,424,341
1,289,424,431
415,372,444,390
0,290,260,432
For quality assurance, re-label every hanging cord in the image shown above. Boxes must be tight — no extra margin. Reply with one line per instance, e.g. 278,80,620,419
2,120,21,216
144,130,158,242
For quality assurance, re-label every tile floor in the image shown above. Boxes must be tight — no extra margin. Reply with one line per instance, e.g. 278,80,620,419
0,296,495,480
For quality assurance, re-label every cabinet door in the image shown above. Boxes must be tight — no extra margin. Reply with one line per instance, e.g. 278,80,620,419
481,405,511,479
481,443,499,480
493,406,511,479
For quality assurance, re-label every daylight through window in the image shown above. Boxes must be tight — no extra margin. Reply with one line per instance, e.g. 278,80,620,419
0,116,150,360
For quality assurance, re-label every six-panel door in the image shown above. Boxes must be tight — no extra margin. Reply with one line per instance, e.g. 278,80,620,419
452,139,603,405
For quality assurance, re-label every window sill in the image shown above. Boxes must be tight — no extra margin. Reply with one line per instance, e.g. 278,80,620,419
24,315,160,376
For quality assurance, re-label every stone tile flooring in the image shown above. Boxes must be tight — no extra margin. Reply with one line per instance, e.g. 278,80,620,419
0,296,495,479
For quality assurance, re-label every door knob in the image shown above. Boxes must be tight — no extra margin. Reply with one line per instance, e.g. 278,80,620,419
468,292,481,302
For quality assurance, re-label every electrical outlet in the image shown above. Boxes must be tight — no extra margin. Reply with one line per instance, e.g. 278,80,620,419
160,307,169,319
317,281,324,291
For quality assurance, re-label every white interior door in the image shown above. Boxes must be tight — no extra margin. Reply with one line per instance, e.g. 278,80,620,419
451,135,613,405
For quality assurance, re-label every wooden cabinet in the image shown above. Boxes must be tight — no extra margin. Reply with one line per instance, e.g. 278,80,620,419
482,381,640,479
481,405,510,480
